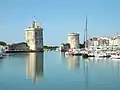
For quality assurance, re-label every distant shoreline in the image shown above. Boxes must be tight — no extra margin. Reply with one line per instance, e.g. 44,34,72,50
6,50,44,53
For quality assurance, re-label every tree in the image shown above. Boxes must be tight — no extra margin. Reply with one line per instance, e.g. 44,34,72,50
79,43,85,48
0,41,7,46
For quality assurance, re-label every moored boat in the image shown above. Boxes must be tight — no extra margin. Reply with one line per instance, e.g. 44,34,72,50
0,54,3,59
82,54,88,58
82,50,89,58
88,51,95,57
110,54,120,59
65,49,74,55
73,49,81,55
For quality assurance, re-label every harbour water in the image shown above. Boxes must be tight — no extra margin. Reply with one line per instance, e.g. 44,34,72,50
0,51,120,90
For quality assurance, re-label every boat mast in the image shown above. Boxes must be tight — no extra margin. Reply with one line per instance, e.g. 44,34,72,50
83,27,85,45
85,15,88,48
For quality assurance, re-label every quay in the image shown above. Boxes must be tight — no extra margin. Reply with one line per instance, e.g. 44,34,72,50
5,50,44,53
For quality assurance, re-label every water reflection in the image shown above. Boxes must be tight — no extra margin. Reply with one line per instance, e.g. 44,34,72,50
60,52,65,59
26,53,44,83
65,56,80,70
83,58,89,89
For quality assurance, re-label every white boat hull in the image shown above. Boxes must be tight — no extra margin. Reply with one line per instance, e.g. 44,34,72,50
110,55,120,59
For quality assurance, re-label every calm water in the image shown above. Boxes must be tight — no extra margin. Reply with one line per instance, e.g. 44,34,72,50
0,51,120,90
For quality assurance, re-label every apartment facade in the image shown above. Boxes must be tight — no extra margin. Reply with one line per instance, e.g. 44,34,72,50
88,35,120,49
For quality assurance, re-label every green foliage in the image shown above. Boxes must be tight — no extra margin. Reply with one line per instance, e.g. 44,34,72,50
0,41,7,46
79,43,85,48
44,45,59,50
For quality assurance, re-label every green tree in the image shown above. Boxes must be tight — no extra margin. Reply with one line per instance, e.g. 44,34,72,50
0,41,7,46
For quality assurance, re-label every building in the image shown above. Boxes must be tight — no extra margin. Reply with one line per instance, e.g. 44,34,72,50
109,36,120,47
88,35,120,50
116,36,120,47
8,42,29,51
25,21,43,51
59,43,70,51
98,37,109,46
67,33,80,49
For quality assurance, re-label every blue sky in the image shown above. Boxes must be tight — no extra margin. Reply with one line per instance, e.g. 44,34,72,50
0,0,120,45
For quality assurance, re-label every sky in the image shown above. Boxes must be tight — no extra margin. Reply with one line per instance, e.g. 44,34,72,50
0,0,120,45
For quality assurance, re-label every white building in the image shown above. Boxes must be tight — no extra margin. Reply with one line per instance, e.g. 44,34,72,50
67,33,80,49
109,36,120,47
89,36,109,49
25,21,43,51
89,35,120,49
88,37,99,49
116,36,120,47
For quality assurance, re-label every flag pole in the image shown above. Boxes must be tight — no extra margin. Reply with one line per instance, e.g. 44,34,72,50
32,15,36,22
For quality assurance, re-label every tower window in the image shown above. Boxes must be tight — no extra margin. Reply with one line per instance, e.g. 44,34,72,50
35,32,37,37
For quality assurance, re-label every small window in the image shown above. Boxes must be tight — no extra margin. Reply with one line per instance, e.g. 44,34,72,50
35,32,37,36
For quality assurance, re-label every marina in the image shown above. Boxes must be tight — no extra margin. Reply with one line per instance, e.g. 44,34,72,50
58,16,120,61
0,0,120,89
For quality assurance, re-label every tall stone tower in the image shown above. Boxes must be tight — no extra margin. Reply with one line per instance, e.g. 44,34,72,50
25,21,43,52
67,33,80,49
